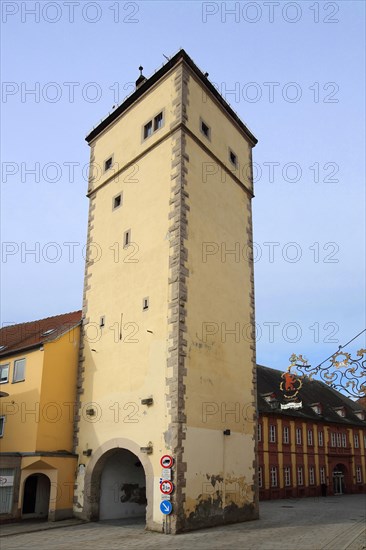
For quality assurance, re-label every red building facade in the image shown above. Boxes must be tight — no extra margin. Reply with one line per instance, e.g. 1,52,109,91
257,365,366,499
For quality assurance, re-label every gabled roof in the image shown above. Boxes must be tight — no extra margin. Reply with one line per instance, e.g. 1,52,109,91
0,311,82,359
85,48,258,146
257,364,366,427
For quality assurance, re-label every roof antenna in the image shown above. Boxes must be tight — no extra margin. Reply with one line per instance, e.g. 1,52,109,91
163,54,170,61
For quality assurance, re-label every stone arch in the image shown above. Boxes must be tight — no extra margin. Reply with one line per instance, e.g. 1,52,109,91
83,438,153,527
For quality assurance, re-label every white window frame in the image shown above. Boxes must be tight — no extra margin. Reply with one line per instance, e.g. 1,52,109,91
283,426,289,444
356,466,362,483
336,433,341,447
318,431,324,447
270,466,278,487
269,425,276,443
0,364,9,384
320,466,326,484
257,423,262,442
297,466,304,486
296,427,302,445
284,466,291,487
331,433,336,447
307,429,313,446
341,433,347,448
309,466,315,485
354,433,359,448
258,466,263,488
13,358,26,383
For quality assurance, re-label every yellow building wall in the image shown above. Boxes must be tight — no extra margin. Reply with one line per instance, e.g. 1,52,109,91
0,349,44,453
37,327,80,452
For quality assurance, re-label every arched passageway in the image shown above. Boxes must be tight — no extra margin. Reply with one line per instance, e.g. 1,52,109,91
91,448,148,521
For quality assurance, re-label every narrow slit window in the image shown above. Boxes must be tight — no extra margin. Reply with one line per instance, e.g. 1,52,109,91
142,297,149,311
229,149,237,167
104,157,113,172
113,193,122,210
200,120,211,139
154,112,163,131
124,230,131,247
144,120,153,139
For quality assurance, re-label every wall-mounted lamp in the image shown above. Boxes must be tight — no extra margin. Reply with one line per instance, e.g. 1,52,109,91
223,429,231,436
141,398,153,406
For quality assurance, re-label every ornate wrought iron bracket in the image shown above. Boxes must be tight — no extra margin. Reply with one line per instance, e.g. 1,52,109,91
286,349,366,399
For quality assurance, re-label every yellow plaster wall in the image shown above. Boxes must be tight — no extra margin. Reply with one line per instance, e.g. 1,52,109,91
0,349,44,453
37,327,80,452
181,120,255,512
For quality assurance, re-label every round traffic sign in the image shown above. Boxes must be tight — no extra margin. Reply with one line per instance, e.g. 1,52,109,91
160,455,174,468
160,500,173,515
160,480,174,494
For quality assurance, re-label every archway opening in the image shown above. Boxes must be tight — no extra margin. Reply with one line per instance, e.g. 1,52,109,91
22,474,50,519
97,448,147,521
333,464,347,495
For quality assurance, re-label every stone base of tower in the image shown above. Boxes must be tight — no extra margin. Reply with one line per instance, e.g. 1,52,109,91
170,428,259,533
177,501,259,533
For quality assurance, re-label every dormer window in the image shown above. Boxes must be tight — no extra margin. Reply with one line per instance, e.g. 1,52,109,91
262,393,278,409
334,406,346,418
310,402,322,415
354,410,365,421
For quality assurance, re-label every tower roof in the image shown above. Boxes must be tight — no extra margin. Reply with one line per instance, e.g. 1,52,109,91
85,49,258,146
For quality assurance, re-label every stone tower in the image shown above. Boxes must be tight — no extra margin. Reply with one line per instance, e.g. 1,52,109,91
73,49,258,533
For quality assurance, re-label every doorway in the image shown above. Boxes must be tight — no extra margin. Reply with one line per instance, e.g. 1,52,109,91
332,464,346,495
22,474,50,519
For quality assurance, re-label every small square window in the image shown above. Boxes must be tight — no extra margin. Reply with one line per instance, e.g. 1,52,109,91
144,120,153,139
13,358,25,383
229,149,237,167
142,297,149,311
113,193,122,210
200,120,211,139
154,112,163,131
100,316,105,328
0,416,5,437
0,364,9,384
104,157,113,172
123,230,131,248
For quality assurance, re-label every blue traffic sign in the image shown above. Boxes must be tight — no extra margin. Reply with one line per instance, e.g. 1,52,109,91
160,500,173,515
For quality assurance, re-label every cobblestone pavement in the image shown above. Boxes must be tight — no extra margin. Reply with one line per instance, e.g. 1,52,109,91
1,495,365,550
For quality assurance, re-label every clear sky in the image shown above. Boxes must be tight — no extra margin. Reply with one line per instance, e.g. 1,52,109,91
1,0,365,371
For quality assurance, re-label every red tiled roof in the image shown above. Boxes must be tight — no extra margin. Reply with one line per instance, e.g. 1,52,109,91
0,311,82,358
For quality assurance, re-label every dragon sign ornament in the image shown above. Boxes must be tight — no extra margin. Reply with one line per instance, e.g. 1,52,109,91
286,348,366,399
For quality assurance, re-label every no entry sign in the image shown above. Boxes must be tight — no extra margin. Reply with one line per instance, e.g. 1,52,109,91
160,480,174,495
160,455,174,468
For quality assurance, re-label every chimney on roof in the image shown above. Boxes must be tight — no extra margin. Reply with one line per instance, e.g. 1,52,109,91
136,66,146,89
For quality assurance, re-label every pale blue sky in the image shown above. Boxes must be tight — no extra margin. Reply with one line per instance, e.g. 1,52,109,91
1,1,365,370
